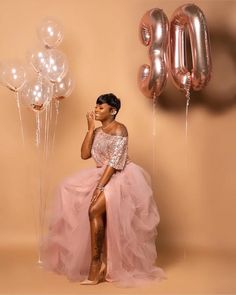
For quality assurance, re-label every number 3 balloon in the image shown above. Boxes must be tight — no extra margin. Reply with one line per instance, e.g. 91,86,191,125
138,9,169,99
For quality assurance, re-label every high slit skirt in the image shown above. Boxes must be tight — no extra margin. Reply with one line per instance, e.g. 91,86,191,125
40,162,166,286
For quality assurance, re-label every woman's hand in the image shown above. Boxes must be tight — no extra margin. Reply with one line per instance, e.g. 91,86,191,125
86,111,95,131
81,111,95,159
90,188,102,205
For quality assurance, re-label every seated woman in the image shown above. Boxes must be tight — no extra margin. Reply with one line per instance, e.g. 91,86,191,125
40,93,165,286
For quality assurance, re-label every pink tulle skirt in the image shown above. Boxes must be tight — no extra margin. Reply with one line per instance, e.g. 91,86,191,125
40,162,166,286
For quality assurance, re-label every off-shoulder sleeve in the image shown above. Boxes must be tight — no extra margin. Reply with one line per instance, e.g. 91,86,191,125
108,136,128,170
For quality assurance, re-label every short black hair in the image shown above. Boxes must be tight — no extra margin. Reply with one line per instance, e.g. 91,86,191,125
96,93,121,114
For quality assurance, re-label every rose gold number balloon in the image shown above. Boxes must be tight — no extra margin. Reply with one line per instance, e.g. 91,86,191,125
169,3,212,92
138,9,169,99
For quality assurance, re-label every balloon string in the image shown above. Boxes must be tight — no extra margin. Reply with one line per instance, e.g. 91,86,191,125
37,100,59,265
35,112,41,147
47,102,52,159
34,111,43,264
184,72,191,146
46,100,52,154
152,93,158,194
38,157,43,265
52,100,60,153
184,84,191,262
40,101,52,261
152,94,157,137
15,92,41,261
16,92,25,146
35,111,43,264
185,87,191,145
39,104,50,259
44,102,51,161
38,100,59,265
44,104,48,158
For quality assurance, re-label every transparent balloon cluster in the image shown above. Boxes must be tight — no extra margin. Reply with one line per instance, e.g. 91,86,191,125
0,19,75,264
0,18,74,113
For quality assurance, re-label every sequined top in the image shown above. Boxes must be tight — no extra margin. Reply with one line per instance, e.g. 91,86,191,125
91,127,129,170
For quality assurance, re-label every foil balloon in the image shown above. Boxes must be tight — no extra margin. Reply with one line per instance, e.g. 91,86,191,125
37,18,63,49
0,61,26,92
138,8,169,98
169,3,212,92
20,76,53,112
53,74,74,100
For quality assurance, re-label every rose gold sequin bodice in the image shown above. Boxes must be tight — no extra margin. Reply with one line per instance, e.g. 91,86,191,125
91,128,129,170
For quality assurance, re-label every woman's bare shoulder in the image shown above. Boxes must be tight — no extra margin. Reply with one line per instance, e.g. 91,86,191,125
114,122,128,137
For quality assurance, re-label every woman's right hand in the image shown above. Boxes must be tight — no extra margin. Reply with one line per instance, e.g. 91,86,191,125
86,111,95,131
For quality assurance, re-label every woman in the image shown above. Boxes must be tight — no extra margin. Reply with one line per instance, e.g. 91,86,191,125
40,93,165,286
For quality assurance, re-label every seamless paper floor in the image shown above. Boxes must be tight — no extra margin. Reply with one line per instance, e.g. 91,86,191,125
0,244,235,295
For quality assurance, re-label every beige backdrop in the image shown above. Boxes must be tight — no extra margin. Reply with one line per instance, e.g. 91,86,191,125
0,0,235,294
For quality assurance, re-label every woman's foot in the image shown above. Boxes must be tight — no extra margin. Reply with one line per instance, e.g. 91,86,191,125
80,261,106,285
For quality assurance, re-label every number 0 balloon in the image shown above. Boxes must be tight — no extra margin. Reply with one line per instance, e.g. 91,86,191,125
169,3,212,93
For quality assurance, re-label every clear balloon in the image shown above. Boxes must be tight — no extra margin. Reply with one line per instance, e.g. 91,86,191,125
138,9,169,98
20,76,53,112
0,61,26,92
42,49,68,83
53,74,74,100
37,18,63,49
169,3,212,92
28,47,50,74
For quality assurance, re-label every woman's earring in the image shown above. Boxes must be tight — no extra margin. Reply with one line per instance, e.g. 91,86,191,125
112,111,117,115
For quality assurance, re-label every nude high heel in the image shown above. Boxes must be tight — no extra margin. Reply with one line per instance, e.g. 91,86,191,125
80,262,106,285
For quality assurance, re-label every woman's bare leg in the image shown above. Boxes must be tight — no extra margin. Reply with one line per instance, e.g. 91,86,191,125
102,214,107,266
88,192,106,280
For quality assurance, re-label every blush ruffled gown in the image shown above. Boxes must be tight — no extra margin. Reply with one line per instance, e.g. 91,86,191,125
40,127,166,286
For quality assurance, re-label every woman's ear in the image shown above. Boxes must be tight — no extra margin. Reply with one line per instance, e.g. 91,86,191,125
111,108,117,115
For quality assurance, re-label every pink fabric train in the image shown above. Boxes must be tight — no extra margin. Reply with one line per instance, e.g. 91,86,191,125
40,128,166,286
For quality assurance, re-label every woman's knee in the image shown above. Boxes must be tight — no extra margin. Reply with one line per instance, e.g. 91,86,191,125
88,193,106,219
88,203,105,220
89,204,98,219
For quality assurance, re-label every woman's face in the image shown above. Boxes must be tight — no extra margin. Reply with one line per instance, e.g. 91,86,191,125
94,103,115,121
